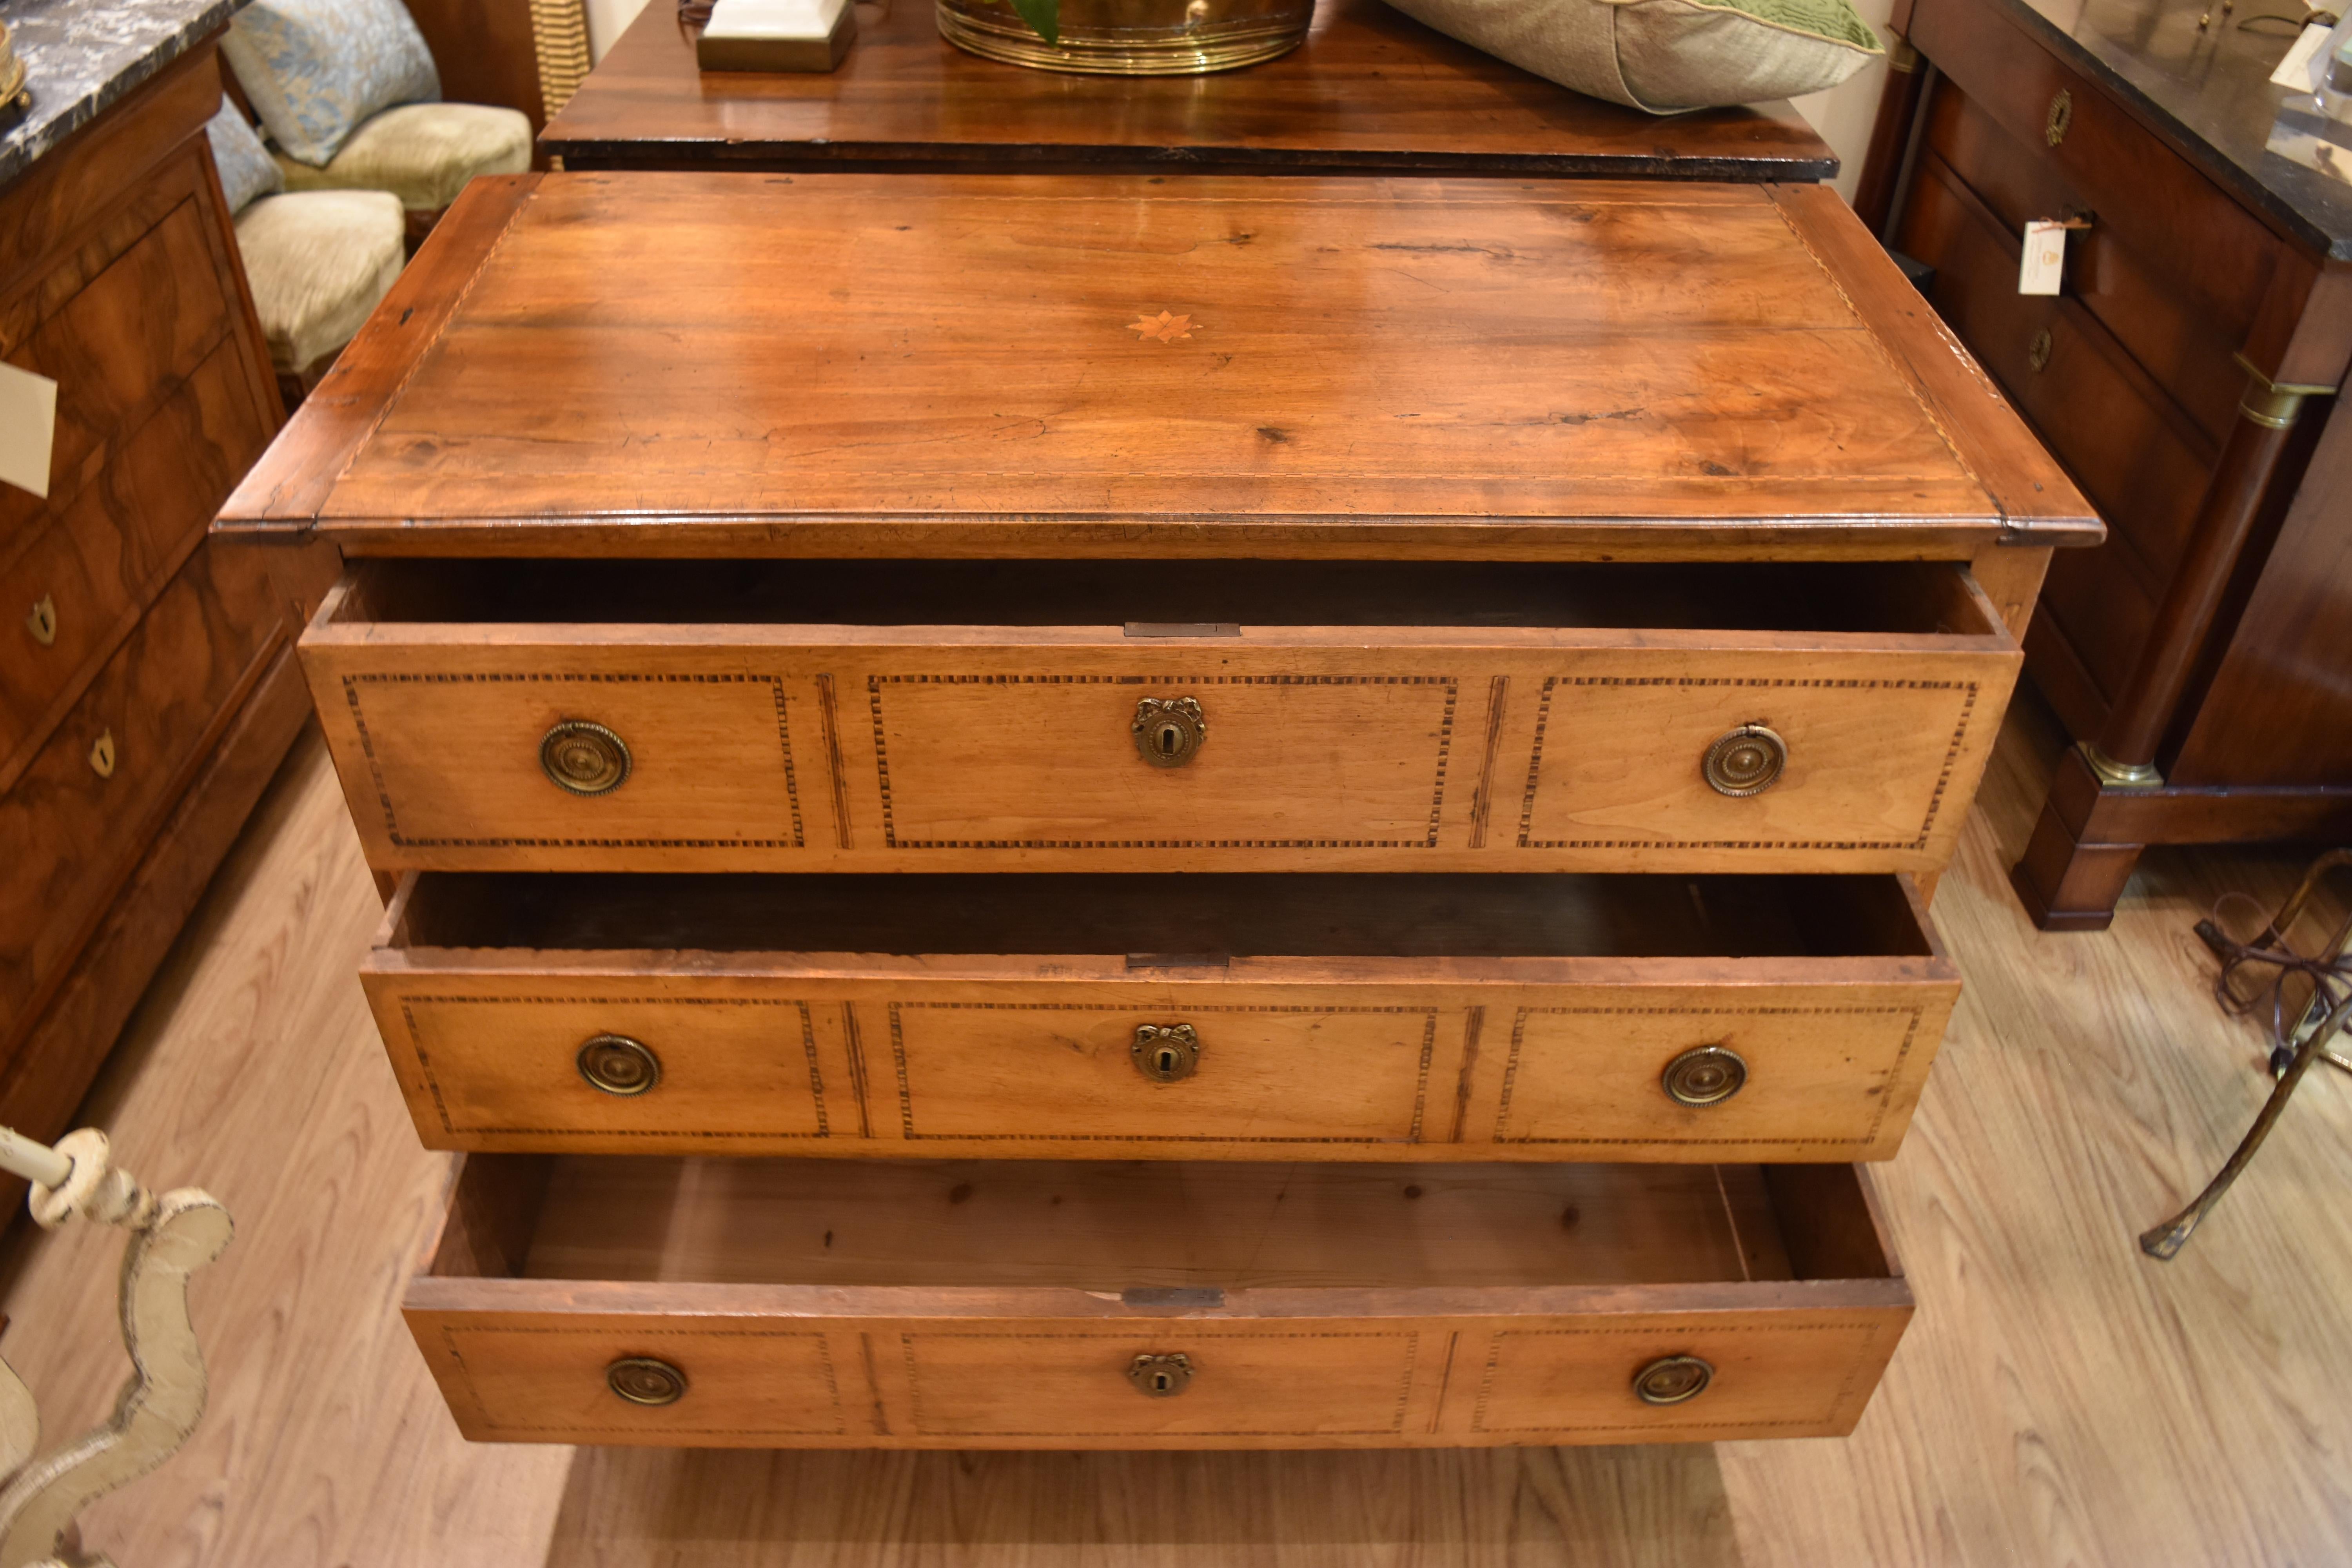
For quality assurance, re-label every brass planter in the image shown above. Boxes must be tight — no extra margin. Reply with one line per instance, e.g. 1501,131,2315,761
936,0,1313,74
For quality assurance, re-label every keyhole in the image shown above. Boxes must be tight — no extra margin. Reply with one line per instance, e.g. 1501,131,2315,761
1152,1372,1172,1392
1159,724,1179,755
1156,1048,1178,1076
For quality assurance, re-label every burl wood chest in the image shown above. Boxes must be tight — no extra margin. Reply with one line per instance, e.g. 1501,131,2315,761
220,171,2097,1448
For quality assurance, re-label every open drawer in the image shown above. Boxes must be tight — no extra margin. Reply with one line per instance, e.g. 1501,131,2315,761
407,1153,1913,1448
365,869,1957,1162
301,558,2020,876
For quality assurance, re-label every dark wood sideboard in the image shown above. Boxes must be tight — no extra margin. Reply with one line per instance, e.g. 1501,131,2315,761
2,33,328,1177
1857,0,2352,929
539,0,1834,178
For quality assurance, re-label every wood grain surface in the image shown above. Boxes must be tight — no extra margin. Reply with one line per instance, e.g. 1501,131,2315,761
538,0,1833,181
218,172,2100,561
2,698,2349,1560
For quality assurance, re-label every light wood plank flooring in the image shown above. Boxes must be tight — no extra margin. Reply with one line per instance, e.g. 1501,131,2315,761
3,695,2347,1567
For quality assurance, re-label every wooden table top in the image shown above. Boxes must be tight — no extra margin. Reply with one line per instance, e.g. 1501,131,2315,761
220,172,2097,561
537,0,1836,181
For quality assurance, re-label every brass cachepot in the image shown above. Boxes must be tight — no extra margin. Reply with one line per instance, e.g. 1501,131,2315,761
936,0,1314,74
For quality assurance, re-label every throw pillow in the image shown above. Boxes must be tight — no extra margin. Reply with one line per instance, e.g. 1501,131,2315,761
222,0,441,166
204,99,285,213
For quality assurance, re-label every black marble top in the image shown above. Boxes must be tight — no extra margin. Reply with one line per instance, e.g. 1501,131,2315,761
0,0,246,191
1998,0,2352,258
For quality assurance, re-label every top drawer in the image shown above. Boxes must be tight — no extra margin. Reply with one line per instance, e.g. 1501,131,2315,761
300,559,2021,877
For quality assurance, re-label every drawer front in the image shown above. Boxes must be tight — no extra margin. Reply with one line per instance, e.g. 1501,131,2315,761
363,974,1957,1163
304,612,2018,877
408,1308,1906,1448
1911,0,2278,353
0,545,277,1044
1,340,278,783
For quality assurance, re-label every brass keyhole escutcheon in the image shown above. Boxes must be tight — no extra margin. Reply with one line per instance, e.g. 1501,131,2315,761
578,1034,661,1096
1633,1354,1713,1406
25,594,56,647
1132,697,1206,768
2045,88,2072,147
2028,328,2054,374
1132,1023,1201,1082
87,729,116,779
606,1356,687,1406
541,719,631,795
1701,724,1786,797
1128,1352,1194,1397
1662,1045,1748,1108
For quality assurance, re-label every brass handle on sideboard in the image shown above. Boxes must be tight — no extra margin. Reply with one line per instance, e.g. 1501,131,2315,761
1132,1024,1201,1083
1661,1045,1747,1108
577,1034,661,1096
606,1356,687,1406
1633,1354,1713,1406
1701,724,1785,797
1132,697,1206,768
541,719,632,796
2045,88,2072,147
1128,1352,1194,1397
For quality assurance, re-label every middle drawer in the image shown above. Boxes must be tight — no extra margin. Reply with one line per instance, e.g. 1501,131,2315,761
364,870,1957,1162
301,558,2020,877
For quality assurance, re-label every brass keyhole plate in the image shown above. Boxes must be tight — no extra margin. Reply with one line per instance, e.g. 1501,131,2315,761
606,1356,687,1406
1633,1354,1713,1406
1132,697,1206,768
1662,1045,1748,1107
25,593,56,646
1127,1352,1194,1397
541,719,632,795
1701,724,1786,797
2045,88,2072,146
1132,1023,1201,1082
87,729,116,779
2028,328,2054,373
578,1034,661,1096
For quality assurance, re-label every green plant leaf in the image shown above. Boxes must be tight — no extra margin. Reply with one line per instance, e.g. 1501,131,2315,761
1005,0,1059,43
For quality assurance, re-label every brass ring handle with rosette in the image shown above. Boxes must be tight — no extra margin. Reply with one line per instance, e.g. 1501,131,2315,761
606,1356,687,1406
577,1034,661,1096
1633,1354,1713,1406
541,719,631,795
1132,697,1206,767
1661,1045,1746,1107
1702,724,1786,797
1127,1352,1193,1397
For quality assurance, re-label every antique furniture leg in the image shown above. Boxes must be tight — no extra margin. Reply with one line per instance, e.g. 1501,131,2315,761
2013,360,2338,931
0,1128,232,1568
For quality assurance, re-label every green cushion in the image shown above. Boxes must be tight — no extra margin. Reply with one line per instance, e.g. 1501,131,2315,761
233,190,406,375
274,102,532,212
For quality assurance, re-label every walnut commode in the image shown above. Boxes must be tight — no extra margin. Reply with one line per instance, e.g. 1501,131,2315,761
219,170,2098,1450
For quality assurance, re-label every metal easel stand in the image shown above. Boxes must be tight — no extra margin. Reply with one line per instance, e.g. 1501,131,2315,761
0,1127,232,1568
2140,848,2352,1259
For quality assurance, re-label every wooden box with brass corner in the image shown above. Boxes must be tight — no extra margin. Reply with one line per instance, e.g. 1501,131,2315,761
221,168,2101,1450
0,1125,230,1568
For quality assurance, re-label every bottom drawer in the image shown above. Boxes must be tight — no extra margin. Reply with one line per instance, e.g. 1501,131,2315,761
406,1154,1912,1448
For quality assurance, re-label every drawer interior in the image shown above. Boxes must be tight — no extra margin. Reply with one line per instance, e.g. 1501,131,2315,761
330,558,2004,638
388,871,1935,960
431,1155,1898,1291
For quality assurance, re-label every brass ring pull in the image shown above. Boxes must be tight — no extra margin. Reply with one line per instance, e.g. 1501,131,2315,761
606,1356,687,1406
2029,328,2054,374
541,719,631,795
1132,697,1206,768
577,1034,661,1096
1662,1045,1747,1107
1127,1352,1193,1397
2045,88,2072,147
1132,1023,1201,1082
25,593,56,646
1633,1354,1713,1406
1702,724,1786,797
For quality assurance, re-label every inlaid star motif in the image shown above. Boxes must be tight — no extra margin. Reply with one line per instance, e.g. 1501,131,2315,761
1127,310,1196,343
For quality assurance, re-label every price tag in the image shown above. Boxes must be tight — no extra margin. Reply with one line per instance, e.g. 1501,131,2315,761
0,361,57,500
2019,220,2070,296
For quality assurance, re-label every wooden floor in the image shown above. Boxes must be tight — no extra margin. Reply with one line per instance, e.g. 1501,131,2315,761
5,694,2350,1566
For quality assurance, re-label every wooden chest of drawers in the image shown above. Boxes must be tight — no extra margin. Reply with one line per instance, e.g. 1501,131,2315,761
222,170,2095,1448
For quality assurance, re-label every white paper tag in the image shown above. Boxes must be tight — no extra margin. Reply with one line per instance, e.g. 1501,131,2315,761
2019,221,2068,296
2271,22,2330,89
0,361,58,501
